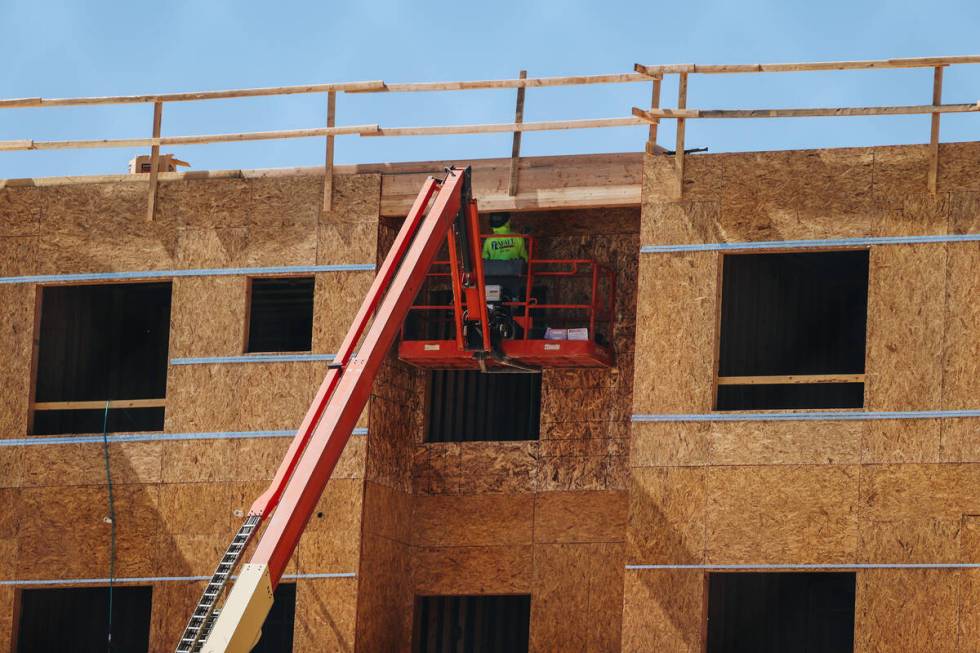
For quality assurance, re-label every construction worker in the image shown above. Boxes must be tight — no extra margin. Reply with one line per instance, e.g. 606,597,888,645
482,212,528,261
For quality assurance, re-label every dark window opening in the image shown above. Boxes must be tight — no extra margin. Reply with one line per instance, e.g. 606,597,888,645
252,583,296,652
246,277,315,353
32,282,172,435
414,594,531,653
32,408,165,435
426,370,541,442
717,251,869,410
716,383,865,411
16,585,152,653
707,572,856,653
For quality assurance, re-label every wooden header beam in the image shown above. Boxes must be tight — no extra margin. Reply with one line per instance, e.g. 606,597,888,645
635,54,980,76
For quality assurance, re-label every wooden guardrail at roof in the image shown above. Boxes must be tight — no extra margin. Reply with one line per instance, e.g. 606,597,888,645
2,55,979,217
0,71,654,220
632,54,980,196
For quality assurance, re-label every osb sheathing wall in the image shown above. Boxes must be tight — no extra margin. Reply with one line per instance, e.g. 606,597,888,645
355,211,638,652
626,142,980,652
0,172,381,652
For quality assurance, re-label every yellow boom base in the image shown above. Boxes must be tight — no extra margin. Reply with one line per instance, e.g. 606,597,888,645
202,564,273,653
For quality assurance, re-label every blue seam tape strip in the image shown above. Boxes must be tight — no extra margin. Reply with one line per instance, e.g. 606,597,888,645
0,427,368,447
631,409,980,423
171,354,336,365
626,563,980,570
640,232,980,254
0,571,357,586
0,263,376,285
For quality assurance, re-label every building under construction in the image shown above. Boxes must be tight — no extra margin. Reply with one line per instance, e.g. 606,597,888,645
0,55,979,652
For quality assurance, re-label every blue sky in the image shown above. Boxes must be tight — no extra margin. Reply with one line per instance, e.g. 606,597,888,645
2,0,979,178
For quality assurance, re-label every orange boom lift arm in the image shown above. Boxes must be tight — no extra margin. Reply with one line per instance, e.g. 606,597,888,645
175,167,488,653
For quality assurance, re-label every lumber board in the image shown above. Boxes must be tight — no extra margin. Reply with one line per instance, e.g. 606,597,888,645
928,67,944,194
634,54,980,75
146,101,163,222
474,185,641,212
0,118,642,154
0,74,648,109
32,398,166,410
363,116,643,137
674,73,688,198
0,81,387,108
352,72,647,93
383,184,640,216
633,103,979,120
0,124,378,152
645,76,662,155
508,70,527,196
716,374,865,385
322,91,336,213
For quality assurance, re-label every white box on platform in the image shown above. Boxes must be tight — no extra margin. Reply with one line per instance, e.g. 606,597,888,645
567,328,589,341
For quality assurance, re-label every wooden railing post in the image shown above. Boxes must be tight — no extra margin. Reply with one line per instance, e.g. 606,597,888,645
322,91,337,213
508,70,527,196
645,75,662,155
674,72,688,198
145,101,163,222
928,66,944,194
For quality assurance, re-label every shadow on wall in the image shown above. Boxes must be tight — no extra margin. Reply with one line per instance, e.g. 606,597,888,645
9,441,223,649
627,472,705,651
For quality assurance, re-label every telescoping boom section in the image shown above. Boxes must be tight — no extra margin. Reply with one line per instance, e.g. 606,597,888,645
177,165,616,652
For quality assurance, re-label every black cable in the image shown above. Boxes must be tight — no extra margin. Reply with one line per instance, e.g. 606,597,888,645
101,401,116,652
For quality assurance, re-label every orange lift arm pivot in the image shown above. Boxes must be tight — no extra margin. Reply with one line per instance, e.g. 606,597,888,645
175,168,483,653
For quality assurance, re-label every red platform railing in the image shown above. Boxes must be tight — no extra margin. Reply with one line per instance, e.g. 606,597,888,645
403,234,616,346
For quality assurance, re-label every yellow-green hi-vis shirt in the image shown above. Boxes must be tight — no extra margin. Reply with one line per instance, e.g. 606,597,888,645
481,227,528,261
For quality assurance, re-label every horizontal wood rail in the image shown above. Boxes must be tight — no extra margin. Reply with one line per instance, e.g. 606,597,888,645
632,103,980,120
716,374,865,386
0,73,648,109
364,117,643,137
32,398,166,410
0,82,388,108
634,54,980,75
353,72,647,93
0,118,647,152
0,125,380,152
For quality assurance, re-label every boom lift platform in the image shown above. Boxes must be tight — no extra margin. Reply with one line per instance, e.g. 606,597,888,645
175,167,615,652
398,232,616,370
